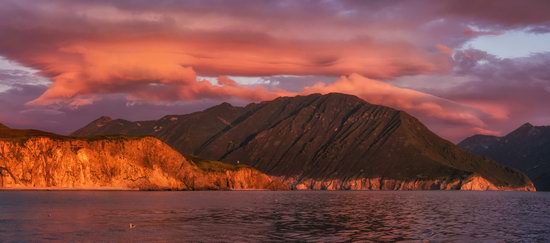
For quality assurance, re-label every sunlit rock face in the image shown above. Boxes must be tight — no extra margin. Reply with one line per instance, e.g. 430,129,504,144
0,133,535,191
0,122,535,191
0,135,283,190
73,93,535,191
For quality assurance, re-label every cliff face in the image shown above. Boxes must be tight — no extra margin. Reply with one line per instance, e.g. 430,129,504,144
0,136,282,190
285,175,535,191
73,93,535,191
460,123,550,191
0,126,535,191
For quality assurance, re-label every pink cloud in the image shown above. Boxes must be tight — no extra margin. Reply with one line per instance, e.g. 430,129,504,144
1,0,550,142
441,50,550,138
217,76,238,87
2,0,548,109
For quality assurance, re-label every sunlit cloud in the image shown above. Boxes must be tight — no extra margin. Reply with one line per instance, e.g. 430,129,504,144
1,0,550,142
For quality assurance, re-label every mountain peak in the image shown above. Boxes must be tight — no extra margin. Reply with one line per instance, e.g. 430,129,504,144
70,93,534,190
92,116,113,127
96,116,112,122
306,92,363,101
206,102,235,111
317,93,375,108
459,121,550,191
0,123,12,135
273,93,369,109
521,122,534,128
508,122,537,137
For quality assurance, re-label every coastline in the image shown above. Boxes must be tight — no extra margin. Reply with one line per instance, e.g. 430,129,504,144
0,187,140,191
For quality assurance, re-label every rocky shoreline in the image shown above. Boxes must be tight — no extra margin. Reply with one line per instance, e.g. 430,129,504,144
0,123,536,192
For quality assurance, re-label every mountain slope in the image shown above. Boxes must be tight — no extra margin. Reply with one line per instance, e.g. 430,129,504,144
460,123,550,191
0,125,283,190
73,102,250,154
74,93,534,191
0,123,60,138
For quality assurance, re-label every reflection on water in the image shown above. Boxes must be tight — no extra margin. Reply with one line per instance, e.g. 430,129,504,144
0,191,549,242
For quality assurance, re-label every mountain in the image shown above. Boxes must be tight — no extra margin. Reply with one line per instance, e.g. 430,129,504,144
0,124,284,190
460,123,550,191
73,93,534,191
0,123,60,138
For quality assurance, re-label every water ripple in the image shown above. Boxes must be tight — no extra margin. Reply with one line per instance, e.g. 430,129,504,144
0,191,549,242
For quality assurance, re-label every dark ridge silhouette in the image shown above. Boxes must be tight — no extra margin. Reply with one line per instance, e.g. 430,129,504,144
460,123,550,191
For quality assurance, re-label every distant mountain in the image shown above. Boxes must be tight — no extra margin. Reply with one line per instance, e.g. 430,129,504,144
0,124,284,190
73,93,534,191
0,123,60,138
460,123,550,191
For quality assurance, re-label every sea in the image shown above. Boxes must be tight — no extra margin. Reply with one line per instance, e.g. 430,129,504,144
0,191,549,242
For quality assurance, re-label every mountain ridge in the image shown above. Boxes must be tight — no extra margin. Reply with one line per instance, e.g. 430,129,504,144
460,123,550,191
0,121,532,191
73,93,534,190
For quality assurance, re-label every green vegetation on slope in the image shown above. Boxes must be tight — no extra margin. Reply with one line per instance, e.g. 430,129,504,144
186,155,250,172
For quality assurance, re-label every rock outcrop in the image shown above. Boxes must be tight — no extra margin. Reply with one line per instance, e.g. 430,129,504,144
0,132,283,190
284,175,535,191
72,93,535,191
0,121,535,191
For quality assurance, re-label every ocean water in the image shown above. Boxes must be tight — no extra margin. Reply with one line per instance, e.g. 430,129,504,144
0,191,549,242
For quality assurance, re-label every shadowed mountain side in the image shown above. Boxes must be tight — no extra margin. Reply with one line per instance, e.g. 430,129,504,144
73,93,535,191
460,123,550,191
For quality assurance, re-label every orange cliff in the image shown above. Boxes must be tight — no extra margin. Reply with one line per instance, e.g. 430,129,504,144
0,136,284,190
0,136,536,191
0,123,535,191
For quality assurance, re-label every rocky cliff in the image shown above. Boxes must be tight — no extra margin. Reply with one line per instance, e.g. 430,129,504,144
0,131,283,190
282,175,534,191
0,122,535,191
73,93,535,191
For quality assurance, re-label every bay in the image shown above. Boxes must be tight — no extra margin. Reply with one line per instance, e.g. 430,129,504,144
0,191,549,242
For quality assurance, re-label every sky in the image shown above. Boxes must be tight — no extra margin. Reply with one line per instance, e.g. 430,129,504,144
1,0,550,143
